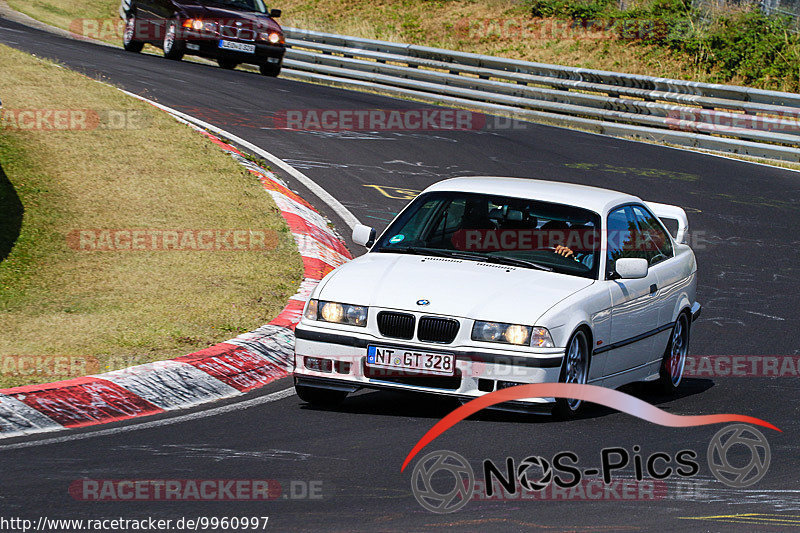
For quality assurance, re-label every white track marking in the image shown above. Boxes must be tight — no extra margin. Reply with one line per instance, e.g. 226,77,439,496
292,233,350,267
0,387,296,451
269,190,334,231
120,90,360,230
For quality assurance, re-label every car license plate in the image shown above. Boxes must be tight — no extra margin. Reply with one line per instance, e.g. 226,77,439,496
218,40,255,53
366,346,455,376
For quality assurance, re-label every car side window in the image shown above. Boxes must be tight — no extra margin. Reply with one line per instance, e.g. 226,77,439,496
606,206,646,277
632,206,673,266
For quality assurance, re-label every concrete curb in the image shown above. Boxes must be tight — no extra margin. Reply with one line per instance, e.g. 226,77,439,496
0,117,351,439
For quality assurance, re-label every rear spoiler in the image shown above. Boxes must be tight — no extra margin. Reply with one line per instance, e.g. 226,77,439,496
644,201,688,244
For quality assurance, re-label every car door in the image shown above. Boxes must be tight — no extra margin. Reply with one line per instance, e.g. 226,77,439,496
133,0,163,42
149,0,173,39
601,205,661,380
130,0,156,40
631,204,681,364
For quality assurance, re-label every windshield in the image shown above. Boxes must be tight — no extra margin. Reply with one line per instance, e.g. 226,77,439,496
199,0,267,13
372,191,601,279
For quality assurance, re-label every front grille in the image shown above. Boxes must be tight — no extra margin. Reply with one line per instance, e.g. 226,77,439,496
418,317,460,343
220,26,255,41
377,311,415,340
238,29,255,40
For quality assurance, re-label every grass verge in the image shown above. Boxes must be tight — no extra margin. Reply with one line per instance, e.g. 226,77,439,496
5,0,118,37
0,44,303,388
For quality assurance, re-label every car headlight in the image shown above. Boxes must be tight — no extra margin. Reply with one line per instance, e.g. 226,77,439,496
182,19,203,30
304,299,368,327
259,31,284,44
182,19,217,33
472,321,554,347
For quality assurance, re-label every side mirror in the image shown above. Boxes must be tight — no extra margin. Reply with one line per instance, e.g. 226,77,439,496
614,258,648,279
269,8,282,18
352,224,376,248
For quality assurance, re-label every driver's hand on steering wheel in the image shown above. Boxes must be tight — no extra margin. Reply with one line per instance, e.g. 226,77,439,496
554,245,575,259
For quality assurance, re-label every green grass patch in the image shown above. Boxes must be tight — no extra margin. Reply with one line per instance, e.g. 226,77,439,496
0,44,303,388
8,0,118,33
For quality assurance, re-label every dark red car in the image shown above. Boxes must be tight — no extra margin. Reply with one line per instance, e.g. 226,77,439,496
121,0,285,76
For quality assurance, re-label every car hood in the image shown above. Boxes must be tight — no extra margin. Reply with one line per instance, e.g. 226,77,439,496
315,253,594,325
178,4,280,31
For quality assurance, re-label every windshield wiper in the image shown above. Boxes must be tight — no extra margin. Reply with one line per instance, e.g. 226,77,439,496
461,253,553,272
380,247,553,271
421,249,553,272
379,246,454,258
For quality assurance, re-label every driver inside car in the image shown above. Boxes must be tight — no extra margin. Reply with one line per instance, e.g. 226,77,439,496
552,223,595,269
539,220,577,259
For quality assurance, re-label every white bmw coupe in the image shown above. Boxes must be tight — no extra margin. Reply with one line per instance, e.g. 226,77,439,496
293,177,700,417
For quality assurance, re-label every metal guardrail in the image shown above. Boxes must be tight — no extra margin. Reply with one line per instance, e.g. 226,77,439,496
282,27,800,162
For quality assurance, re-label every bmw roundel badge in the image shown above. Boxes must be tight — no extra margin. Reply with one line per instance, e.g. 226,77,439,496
416,299,430,306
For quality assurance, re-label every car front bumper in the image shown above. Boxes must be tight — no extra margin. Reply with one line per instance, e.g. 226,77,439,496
293,324,565,407
183,38,285,64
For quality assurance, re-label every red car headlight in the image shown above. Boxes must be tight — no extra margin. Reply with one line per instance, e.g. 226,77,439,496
182,19,217,33
259,31,284,44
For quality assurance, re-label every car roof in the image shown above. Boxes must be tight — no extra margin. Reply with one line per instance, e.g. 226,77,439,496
423,176,642,214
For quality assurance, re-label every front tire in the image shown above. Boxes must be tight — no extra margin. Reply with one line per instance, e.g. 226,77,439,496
553,329,590,420
259,62,282,77
296,383,348,407
163,19,185,60
122,13,144,53
656,312,690,394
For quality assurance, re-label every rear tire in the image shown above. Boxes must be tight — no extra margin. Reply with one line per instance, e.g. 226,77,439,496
163,19,185,60
122,13,144,53
655,312,690,394
295,383,348,407
217,58,239,70
259,62,282,77
553,329,590,420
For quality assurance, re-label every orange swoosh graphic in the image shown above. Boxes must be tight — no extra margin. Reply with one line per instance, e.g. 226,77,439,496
401,383,780,472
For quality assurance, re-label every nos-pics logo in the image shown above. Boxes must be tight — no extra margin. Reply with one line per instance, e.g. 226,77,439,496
410,424,771,514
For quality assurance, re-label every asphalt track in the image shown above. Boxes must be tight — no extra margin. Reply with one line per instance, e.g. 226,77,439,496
1,15,799,531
